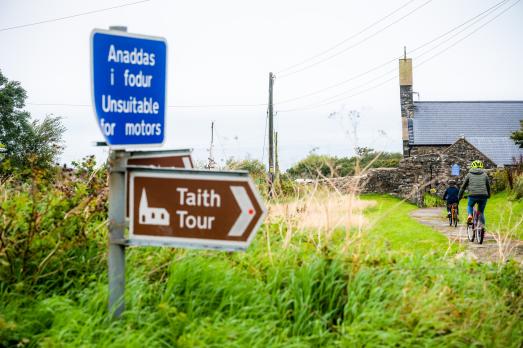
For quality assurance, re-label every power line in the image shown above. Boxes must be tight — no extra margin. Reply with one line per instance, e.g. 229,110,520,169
278,0,520,113
23,0,518,112
167,103,266,108
280,0,521,112
0,0,152,32
416,0,521,67
276,0,515,111
277,0,434,78
27,102,267,108
278,64,399,112
276,0,417,74
28,103,90,107
278,76,397,113
406,0,509,56
277,58,398,104
276,0,509,105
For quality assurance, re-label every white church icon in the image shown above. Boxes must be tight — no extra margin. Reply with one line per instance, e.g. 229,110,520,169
139,188,170,226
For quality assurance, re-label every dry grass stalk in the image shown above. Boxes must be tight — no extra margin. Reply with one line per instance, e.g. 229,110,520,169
268,178,375,252
489,207,523,263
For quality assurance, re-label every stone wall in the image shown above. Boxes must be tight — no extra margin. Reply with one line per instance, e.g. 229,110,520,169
400,85,413,119
400,84,413,158
443,138,495,169
335,138,495,206
409,145,447,156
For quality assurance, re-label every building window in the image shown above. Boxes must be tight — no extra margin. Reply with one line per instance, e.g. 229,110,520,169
451,164,460,176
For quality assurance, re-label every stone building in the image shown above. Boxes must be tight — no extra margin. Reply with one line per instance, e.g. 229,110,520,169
340,56,523,205
399,56,523,167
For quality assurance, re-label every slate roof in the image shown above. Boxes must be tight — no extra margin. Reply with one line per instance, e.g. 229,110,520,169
467,137,522,166
410,101,523,165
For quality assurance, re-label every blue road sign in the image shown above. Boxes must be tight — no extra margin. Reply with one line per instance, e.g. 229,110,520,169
91,29,167,146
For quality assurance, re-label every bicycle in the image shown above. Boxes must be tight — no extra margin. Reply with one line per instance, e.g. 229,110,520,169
466,206,485,244
448,203,458,227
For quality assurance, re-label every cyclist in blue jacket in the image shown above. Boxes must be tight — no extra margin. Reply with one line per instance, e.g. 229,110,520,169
443,179,459,218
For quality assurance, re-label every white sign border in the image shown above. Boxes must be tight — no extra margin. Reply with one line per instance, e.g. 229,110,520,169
127,149,192,160
90,28,169,149
128,170,267,251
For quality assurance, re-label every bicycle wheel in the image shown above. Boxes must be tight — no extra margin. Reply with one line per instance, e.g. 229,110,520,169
452,205,458,227
476,225,485,244
466,221,474,242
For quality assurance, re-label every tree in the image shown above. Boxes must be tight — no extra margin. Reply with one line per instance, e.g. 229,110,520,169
225,158,266,178
286,149,402,179
0,70,64,176
511,120,523,148
287,154,337,179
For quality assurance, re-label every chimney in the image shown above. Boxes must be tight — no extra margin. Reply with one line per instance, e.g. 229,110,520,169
399,49,413,157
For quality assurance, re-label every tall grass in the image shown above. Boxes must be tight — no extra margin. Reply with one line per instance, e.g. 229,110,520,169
1,179,522,346
2,243,521,347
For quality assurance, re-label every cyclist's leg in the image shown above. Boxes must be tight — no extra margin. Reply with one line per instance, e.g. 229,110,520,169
476,197,487,225
467,197,475,222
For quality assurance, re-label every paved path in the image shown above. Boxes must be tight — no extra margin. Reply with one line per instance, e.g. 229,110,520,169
410,208,523,264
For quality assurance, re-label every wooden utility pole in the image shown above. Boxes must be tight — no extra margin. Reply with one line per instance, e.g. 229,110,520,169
207,121,216,169
275,131,279,176
268,72,275,196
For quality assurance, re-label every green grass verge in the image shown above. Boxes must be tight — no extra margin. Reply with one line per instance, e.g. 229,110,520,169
1,195,522,347
361,194,452,255
455,191,523,239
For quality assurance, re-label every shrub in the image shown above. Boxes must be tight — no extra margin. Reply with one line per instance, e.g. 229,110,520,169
287,150,402,179
490,169,508,193
0,157,107,293
509,174,523,200
287,154,336,179
225,158,266,177
225,158,270,197
273,173,298,198
423,192,444,207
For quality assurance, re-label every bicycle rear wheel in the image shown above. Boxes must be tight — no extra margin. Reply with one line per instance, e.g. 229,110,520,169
476,225,485,244
452,205,458,227
466,222,474,242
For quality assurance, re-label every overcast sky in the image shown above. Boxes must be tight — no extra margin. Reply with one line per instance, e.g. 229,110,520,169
1,0,522,169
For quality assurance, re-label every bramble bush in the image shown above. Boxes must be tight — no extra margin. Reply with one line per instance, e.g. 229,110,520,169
509,174,523,200
423,191,445,207
0,156,107,293
286,149,402,179
490,169,508,193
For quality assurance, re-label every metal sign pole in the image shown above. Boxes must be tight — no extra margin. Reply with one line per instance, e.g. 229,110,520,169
93,24,171,318
107,25,127,319
108,150,127,317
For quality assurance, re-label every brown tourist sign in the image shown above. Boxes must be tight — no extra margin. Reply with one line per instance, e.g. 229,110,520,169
125,149,194,217
128,168,267,250
126,148,194,168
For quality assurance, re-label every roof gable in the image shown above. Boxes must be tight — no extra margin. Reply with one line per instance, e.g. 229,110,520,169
410,101,523,165
443,137,495,167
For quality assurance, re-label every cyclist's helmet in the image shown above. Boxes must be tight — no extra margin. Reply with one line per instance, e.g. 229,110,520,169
448,179,456,185
470,160,484,169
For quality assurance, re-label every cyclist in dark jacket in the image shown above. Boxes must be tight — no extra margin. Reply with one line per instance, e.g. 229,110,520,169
458,160,491,225
443,180,459,218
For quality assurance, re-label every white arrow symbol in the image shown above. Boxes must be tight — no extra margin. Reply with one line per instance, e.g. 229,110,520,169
228,186,256,236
